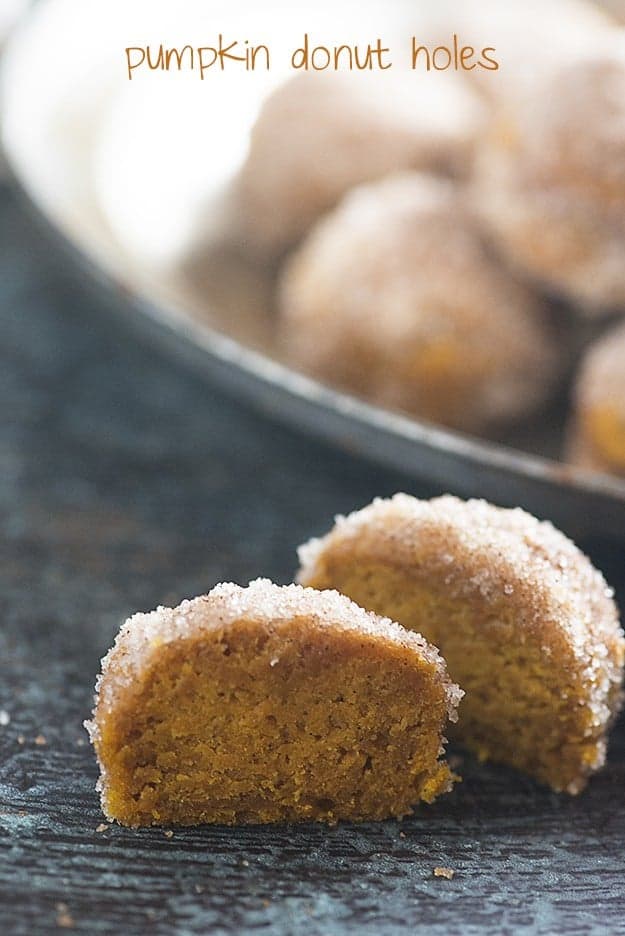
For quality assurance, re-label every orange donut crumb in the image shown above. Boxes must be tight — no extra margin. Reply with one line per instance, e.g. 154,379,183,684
298,494,625,793
86,579,461,826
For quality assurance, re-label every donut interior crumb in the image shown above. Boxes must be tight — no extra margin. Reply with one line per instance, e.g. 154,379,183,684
87,580,461,826
298,495,625,794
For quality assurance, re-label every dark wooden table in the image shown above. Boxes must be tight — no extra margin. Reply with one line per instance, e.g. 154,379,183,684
1,183,624,935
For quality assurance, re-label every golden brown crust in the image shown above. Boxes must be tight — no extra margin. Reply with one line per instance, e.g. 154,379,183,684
298,494,625,793
568,321,625,475
576,323,625,408
87,579,462,826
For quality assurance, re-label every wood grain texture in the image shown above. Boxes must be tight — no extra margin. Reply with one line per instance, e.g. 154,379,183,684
1,185,624,935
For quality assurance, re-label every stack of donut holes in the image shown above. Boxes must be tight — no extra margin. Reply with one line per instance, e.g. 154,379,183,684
227,0,625,477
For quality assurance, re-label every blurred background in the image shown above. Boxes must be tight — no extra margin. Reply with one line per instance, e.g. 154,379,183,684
4,0,625,489
3,5,625,933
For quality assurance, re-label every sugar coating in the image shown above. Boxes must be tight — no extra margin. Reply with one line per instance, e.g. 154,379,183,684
299,494,622,664
279,173,558,433
87,578,462,736
232,70,486,256
474,35,625,312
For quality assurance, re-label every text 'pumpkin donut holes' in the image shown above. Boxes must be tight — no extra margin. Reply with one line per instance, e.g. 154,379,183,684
86,580,462,827
298,495,625,794
568,320,625,475
279,173,559,433
473,36,625,314
231,70,485,257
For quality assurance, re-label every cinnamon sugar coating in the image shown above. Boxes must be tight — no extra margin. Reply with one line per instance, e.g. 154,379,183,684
474,37,625,313
86,579,461,826
279,173,558,433
298,494,625,793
